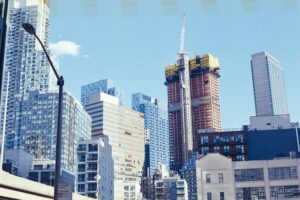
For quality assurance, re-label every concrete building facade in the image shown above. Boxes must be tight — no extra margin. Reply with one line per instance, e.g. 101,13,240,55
76,136,114,200
196,153,300,200
82,91,145,199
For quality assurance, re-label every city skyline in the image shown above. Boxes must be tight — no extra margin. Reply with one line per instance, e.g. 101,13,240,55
1,1,300,199
48,0,300,129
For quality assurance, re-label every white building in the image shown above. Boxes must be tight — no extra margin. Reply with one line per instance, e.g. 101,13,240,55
82,92,145,199
251,51,288,116
76,136,114,200
196,153,300,200
249,114,293,131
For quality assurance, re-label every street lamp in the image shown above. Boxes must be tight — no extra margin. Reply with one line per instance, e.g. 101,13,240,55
22,22,64,200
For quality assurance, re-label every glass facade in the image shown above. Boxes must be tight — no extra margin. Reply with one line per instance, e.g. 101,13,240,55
234,168,264,182
132,92,169,176
268,166,298,180
2,0,59,150
236,187,266,200
81,79,123,108
12,90,91,172
270,185,300,199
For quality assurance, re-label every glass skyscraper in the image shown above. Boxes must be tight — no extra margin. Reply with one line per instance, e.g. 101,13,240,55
1,0,92,173
13,90,91,173
3,0,58,149
251,51,288,116
132,92,170,176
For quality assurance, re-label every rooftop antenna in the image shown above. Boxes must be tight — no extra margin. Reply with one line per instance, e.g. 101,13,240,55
179,14,186,54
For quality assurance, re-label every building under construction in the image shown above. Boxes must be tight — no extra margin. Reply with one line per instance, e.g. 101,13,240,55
165,15,222,169
165,53,222,169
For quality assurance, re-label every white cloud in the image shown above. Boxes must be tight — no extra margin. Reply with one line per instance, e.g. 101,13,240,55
49,41,80,57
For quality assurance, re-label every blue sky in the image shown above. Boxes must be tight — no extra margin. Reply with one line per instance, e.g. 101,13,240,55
49,0,300,129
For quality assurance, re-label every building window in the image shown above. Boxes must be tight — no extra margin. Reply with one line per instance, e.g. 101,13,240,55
270,185,300,199
236,134,243,143
223,135,229,142
78,144,86,151
220,192,225,200
223,146,230,153
34,165,43,170
87,183,97,191
201,146,209,154
234,168,264,182
78,174,85,182
78,164,85,172
87,163,97,171
88,144,98,152
207,192,212,200
78,154,86,162
237,155,245,161
87,172,97,181
87,154,98,161
201,136,209,144
219,173,224,183
214,146,220,152
236,145,244,153
236,187,265,200
28,172,39,181
268,166,298,180
213,135,220,143
78,184,85,192
206,174,211,183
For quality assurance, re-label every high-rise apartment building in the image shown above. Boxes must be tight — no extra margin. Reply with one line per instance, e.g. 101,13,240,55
77,136,114,200
82,91,145,199
3,0,58,149
165,53,221,169
81,79,124,108
132,92,170,176
12,90,91,173
251,51,288,116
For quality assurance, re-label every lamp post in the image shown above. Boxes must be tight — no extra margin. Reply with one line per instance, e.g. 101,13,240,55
22,23,64,200
0,0,9,171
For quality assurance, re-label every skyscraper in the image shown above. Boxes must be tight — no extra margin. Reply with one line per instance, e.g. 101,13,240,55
251,51,288,116
3,0,58,149
13,90,91,173
165,53,221,169
190,54,221,133
82,91,145,199
132,92,170,176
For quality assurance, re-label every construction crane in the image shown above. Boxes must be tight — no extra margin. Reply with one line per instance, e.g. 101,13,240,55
179,14,186,54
